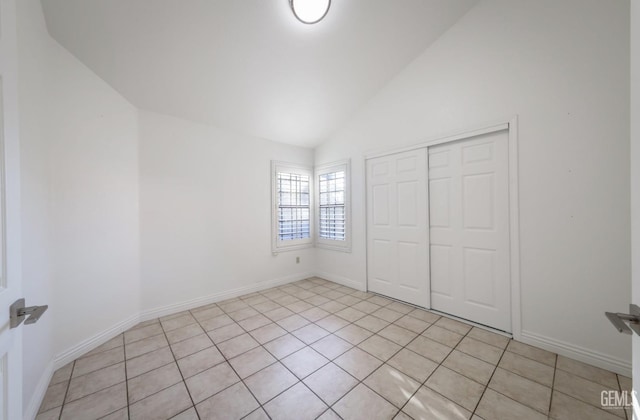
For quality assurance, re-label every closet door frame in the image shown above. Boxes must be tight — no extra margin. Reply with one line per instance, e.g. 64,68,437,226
364,116,521,340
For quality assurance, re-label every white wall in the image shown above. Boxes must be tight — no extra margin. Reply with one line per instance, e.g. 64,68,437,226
139,110,315,313
315,0,631,372
17,0,141,413
630,0,639,409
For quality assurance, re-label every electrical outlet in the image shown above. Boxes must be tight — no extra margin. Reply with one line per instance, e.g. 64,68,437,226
296,256,300,264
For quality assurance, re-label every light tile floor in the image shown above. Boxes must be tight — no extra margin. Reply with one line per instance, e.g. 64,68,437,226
37,277,632,420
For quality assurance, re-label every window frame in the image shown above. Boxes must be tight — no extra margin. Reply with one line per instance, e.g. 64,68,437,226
271,161,314,254
315,160,351,253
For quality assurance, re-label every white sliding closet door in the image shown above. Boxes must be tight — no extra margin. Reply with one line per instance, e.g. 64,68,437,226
429,130,511,332
366,149,429,307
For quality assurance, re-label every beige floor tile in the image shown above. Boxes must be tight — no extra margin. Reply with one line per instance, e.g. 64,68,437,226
488,368,551,414
125,334,168,360
229,346,277,378
556,355,619,389
367,296,393,306
252,301,282,313
238,314,272,331
264,382,328,420
426,366,484,411
337,295,363,306
435,317,472,335
101,407,129,419
220,300,250,313
83,335,124,358
281,347,329,379
124,323,164,344
286,300,315,313
171,407,199,420
317,409,342,420
393,315,431,334
177,346,225,378
199,314,234,331
244,408,270,420
467,328,510,349
554,369,622,416
351,300,381,314
316,314,351,332
387,348,438,383
355,315,390,333
507,340,556,367
335,307,367,322
39,381,68,413
358,335,402,361
60,383,127,420
300,307,330,322
127,346,174,379
36,406,60,419
130,382,192,420
207,322,245,343
403,386,471,420
185,362,240,403
311,334,353,360
371,307,404,323
499,351,554,387
442,350,495,385
50,362,74,385
66,362,125,403
263,334,306,359
476,388,546,420
161,314,197,332
386,301,414,314
406,336,452,363
128,319,160,331
364,364,420,407
333,383,398,420
161,310,192,322
292,323,330,344
277,314,310,332
171,333,213,359
392,412,412,420
128,362,182,403
217,333,260,359
306,295,331,306
335,324,374,345
244,362,299,404
422,325,464,348
550,390,621,420
378,324,417,346
273,294,300,306
166,323,205,344
456,337,503,365
304,363,358,405
319,300,348,313
265,307,296,322
74,346,125,377
250,322,287,344
618,374,632,392
334,347,383,380
408,308,441,324
191,306,224,322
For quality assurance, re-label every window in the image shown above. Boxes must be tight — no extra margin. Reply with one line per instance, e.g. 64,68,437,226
316,160,351,252
272,162,313,252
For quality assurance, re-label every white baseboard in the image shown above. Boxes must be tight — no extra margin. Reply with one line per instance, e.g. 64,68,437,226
139,272,313,321
520,330,632,377
313,271,365,291
24,360,54,420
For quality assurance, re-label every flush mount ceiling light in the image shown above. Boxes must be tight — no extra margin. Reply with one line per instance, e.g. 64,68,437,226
290,0,331,24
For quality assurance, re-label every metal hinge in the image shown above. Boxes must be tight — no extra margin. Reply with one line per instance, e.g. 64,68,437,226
605,304,640,336
9,298,48,329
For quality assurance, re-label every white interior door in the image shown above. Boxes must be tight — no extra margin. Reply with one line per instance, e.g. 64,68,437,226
366,149,429,307
429,130,511,332
0,0,23,418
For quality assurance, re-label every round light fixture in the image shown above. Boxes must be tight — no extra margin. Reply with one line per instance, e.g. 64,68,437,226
290,0,331,24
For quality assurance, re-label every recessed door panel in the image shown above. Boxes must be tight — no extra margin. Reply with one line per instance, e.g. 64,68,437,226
429,130,511,332
366,149,429,307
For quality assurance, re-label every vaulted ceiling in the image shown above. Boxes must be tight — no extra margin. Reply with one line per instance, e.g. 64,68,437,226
41,0,477,147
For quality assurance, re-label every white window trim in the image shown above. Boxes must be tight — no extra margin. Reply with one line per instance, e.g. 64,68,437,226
315,159,351,253
271,161,314,254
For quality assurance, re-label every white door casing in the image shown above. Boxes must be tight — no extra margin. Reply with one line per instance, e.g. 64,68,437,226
366,149,430,307
428,130,511,332
0,0,23,418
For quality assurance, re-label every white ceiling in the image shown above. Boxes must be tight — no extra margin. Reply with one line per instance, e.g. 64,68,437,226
41,0,477,147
